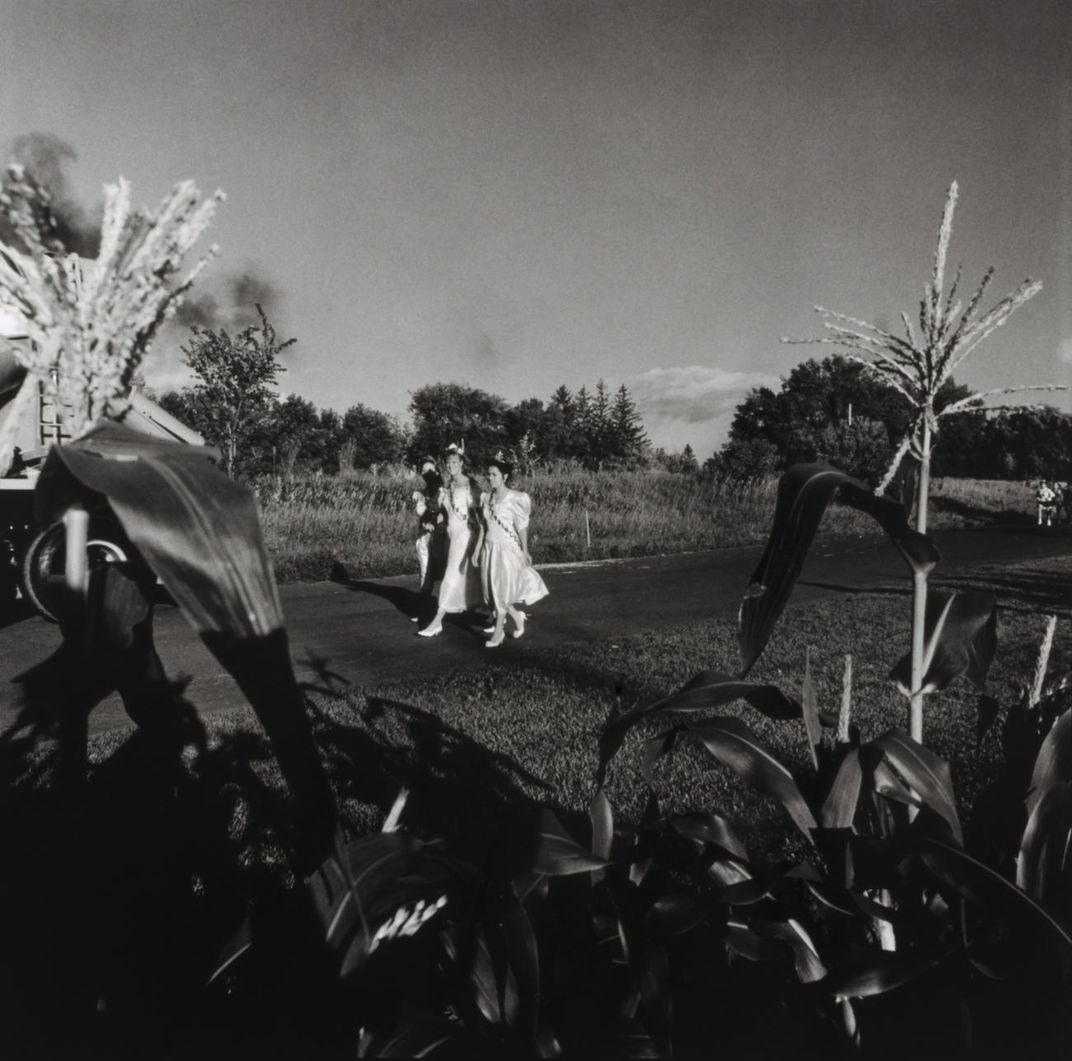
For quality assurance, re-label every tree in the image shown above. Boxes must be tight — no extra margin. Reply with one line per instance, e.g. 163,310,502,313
503,397,546,472
609,383,650,465
340,403,406,469
589,380,612,464
407,382,509,468
268,395,320,470
572,385,593,462
705,436,780,486
181,305,294,476
653,444,698,474
725,354,971,482
539,386,578,462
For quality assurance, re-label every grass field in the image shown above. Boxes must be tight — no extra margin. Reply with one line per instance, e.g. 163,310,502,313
255,469,1040,583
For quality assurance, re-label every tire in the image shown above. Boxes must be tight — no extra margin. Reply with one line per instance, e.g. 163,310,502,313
19,519,129,622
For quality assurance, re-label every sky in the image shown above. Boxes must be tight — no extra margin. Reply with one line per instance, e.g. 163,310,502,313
1,0,1070,456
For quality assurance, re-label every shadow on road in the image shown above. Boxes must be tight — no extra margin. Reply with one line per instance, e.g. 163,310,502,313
330,560,431,623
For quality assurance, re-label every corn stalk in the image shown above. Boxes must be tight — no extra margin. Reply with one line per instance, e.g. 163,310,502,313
0,164,223,467
786,181,1059,742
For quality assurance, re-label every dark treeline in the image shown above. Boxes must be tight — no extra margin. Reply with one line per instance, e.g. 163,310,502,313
157,313,1067,484
156,313,657,476
160,378,654,478
708,355,1072,485
155,311,654,476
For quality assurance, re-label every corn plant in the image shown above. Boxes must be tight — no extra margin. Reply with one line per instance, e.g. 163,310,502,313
0,170,339,872
595,630,1072,1053
785,181,1060,742
0,164,223,464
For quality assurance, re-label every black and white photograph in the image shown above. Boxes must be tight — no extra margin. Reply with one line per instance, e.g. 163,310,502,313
1,1,1070,1057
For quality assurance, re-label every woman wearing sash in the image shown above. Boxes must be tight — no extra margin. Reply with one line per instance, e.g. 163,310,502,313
476,454,548,647
417,443,481,637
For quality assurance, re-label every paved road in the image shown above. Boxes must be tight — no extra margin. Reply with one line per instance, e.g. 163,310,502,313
1,526,1068,735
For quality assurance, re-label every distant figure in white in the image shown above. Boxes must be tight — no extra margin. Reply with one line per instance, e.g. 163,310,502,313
418,443,482,637
1036,480,1057,527
475,453,549,648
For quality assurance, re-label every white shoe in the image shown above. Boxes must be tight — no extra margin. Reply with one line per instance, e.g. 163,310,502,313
511,612,527,639
481,626,496,635
417,623,442,637
486,631,505,648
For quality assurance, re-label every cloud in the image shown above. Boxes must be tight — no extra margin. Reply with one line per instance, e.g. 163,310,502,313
1059,337,1072,366
3,132,102,256
627,365,777,425
169,267,282,333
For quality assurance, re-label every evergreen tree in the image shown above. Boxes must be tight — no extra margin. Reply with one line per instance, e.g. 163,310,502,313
609,382,649,465
589,379,612,465
573,385,593,462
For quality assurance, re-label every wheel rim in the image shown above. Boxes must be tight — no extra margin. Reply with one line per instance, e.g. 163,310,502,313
21,522,129,622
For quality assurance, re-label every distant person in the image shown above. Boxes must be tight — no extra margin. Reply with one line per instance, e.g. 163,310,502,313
417,443,482,637
411,458,446,611
475,453,548,648
1057,481,1072,525
1036,479,1057,527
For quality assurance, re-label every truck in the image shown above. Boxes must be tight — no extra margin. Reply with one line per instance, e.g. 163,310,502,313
0,340,205,619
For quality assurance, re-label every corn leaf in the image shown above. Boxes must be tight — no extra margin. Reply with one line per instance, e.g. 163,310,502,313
725,921,787,963
645,891,706,938
589,788,614,861
642,671,802,720
309,833,473,976
666,811,749,861
870,729,963,845
801,650,822,770
764,918,827,983
357,1016,458,1058
919,838,1072,959
889,590,997,695
1027,708,1072,815
206,917,252,987
740,463,939,676
471,930,503,1024
689,717,818,839
1017,782,1072,902
600,673,799,781
589,788,613,884
531,808,608,876
479,883,541,1037
822,948,944,1000
34,421,340,868
820,748,863,830
35,420,280,637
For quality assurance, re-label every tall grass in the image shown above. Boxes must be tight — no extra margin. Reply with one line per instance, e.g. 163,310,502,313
253,467,1036,583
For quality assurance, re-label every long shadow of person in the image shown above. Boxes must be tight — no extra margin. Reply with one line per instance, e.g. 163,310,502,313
329,561,431,624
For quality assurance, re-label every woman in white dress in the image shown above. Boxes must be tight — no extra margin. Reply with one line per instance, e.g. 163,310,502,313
417,444,482,637
475,455,548,647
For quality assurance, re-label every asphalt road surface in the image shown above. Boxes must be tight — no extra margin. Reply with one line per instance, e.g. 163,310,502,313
1,527,1068,736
